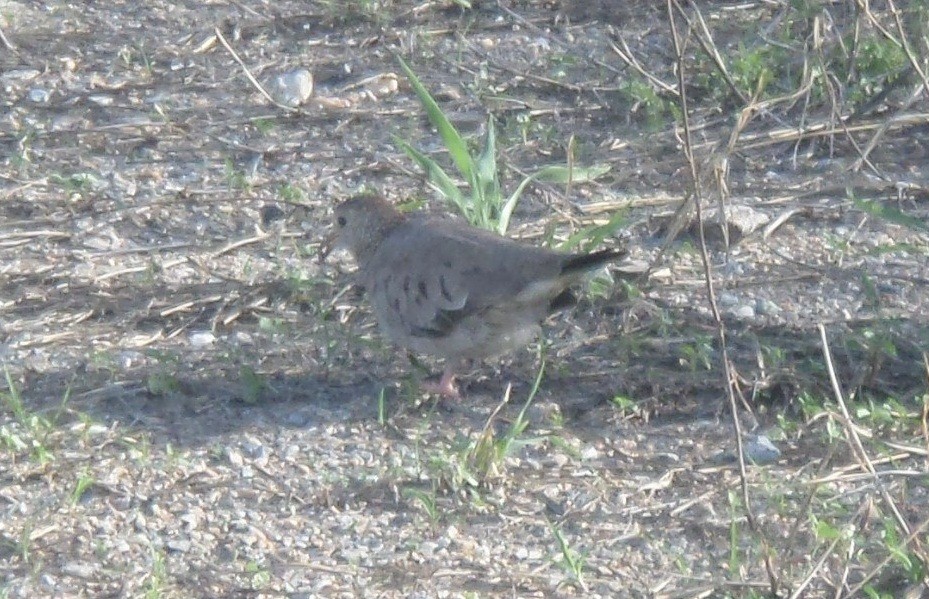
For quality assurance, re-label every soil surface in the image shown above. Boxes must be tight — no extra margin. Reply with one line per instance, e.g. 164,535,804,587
2,1,928,598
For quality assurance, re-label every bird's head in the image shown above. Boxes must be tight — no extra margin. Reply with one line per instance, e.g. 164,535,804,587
319,195,404,265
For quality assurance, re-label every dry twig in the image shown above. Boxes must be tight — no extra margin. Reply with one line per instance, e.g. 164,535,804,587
818,323,911,537
667,0,780,592
213,26,300,113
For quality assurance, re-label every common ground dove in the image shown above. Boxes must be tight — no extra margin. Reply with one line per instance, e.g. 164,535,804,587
325,195,627,398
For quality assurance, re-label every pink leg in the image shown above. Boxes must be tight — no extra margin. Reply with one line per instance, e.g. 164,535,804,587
420,367,461,399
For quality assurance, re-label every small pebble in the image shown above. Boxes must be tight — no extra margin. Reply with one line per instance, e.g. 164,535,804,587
284,411,313,427
61,563,95,579
242,436,266,460
1,68,40,82
233,331,254,345
718,292,739,307
745,435,781,465
273,69,314,107
28,88,51,103
88,94,114,106
755,298,781,315
119,350,145,368
733,304,756,319
189,331,216,347
580,445,600,460
225,447,244,468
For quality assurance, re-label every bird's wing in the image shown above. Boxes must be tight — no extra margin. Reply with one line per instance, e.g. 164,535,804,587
364,217,565,340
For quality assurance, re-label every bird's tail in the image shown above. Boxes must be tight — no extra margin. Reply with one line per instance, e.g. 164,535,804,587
561,248,627,274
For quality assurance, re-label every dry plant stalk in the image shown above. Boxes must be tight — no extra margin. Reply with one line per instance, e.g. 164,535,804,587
818,323,911,536
667,0,780,594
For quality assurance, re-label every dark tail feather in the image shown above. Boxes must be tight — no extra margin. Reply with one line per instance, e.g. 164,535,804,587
561,248,626,274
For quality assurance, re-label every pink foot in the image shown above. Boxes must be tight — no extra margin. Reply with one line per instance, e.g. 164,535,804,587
420,369,461,400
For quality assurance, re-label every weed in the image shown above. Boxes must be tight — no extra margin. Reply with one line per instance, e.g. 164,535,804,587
550,521,587,590
2,368,28,424
678,336,714,372
848,35,907,106
245,560,271,589
546,435,581,460
123,433,153,465
727,489,744,577
89,350,120,376
71,469,95,505
257,316,288,334
854,197,929,234
117,42,153,73
143,547,168,599
277,182,305,203
402,486,440,526
609,394,644,420
558,210,628,254
467,359,547,480
252,117,276,136
1,368,64,465
146,372,179,396
49,172,100,201
395,56,612,235
320,0,389,26
729,42,781,97
426,439,481,492
224,157,250,191
238,365,266,404
880,517,926,584
618,79,680,130
3,521,33,565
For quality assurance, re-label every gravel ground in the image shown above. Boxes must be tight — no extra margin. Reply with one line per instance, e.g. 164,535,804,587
2,1,928,597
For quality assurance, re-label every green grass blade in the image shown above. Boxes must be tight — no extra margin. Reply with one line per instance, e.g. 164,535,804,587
396,55,474,182
498,172,539,235
394,135,467,214
558,210,627,252
475,116,500,206
533,163,612,183
498,164,611,234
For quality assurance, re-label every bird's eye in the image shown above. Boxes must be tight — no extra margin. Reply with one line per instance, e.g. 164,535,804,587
337,216,347,227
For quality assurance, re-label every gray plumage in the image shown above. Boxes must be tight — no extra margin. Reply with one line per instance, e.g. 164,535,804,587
328,195,625,396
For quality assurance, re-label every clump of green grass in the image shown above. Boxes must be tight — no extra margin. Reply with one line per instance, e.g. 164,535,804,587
418,359,548,495
618,78,681,130
1,368,68,465
550,521,588,591
71,468,96,505
402,486,441,527
143,546,168,599
395,55,613,235
684,2,918,114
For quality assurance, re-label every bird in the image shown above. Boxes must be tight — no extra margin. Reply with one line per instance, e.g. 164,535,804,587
322,195,628,399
